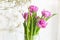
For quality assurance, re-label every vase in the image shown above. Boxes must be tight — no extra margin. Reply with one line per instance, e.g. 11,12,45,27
24,33,40,40
24,33,33,40
24,28,40,40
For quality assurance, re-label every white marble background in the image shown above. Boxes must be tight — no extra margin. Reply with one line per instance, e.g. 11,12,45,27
0,0,59,40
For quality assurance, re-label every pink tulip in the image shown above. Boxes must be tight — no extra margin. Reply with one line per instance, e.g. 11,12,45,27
28,5,38,13
37,19,47,28
23,12,28,20
41,10,51,18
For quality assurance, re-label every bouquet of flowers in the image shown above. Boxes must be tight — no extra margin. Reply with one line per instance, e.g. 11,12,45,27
23,5,56,40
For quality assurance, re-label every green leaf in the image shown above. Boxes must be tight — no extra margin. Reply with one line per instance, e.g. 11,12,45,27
46,14,56,21
36,27,40,35
52,14,56,16
34,26,40,35
23,21,26,29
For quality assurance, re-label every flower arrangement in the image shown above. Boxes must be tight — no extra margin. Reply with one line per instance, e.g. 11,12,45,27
23,5,56,40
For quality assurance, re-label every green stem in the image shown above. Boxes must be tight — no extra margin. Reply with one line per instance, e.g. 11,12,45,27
30,13,34,40
26,13,31,40
27,27,29,40
24,22,29,40
31,16,33,37
34,26,37,35
33,13,37,35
